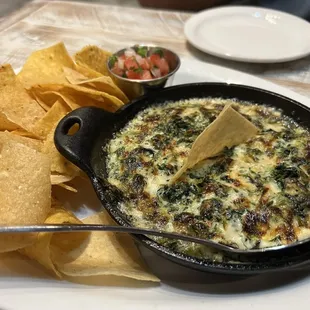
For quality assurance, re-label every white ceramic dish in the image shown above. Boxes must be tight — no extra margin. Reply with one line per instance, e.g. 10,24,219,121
1,57,310,310
184,6,310,63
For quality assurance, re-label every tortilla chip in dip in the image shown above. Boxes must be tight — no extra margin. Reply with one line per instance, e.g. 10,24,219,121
171,105,259,183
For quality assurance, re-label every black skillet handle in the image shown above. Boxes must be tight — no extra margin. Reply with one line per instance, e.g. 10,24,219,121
54,107,115,176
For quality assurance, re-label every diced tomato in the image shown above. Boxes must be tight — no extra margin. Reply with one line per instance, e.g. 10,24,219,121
149,54,170,76
149,54,160,67
127,70,141,79
111,64,124,76
140,70,152,80
140,58,150,70
149,54,161,66
158,58,170,76
111,50,170,80
124,57,139,70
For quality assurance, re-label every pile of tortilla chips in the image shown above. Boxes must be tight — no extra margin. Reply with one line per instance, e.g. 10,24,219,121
0,42,158,283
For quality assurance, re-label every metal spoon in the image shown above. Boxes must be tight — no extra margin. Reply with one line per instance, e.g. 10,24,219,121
0,223,309,258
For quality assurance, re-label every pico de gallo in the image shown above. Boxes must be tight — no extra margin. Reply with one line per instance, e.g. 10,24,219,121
109,47,171,80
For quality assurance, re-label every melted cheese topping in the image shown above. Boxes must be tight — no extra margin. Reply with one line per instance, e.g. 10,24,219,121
105,98,310,262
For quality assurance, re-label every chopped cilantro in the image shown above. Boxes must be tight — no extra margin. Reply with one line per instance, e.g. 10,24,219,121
109,55,118,67
137,46,148,58
133,67,143,73
153,48,164,58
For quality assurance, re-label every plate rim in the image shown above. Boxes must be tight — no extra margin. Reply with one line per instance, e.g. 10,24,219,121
184,5,310,63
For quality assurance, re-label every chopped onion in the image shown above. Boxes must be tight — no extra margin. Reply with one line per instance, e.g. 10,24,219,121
135,54,143,65
124,48,136,58
118,58,124,70
151,67,161,78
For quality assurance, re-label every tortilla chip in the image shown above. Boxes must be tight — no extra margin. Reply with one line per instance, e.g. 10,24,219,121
54,183,78,193
31,92,51,111
0,64,45,134
64,67,129,103
171,105,259,183
75,63,103,79
10,129,42,140
31,84,124,112
41,123,79,177
52,211,159,282
63,67,87,82
32,100,70,139
29,87,78,111
0,112,20,131
18,42,75,88
39,90,80,110
0,131,42,151
51,174,75,185
0,141,51,253
20,206,87,278
74,45,112,76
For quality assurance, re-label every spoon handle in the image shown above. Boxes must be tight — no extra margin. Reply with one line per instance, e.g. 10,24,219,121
0,223,236,253
0,223,306,256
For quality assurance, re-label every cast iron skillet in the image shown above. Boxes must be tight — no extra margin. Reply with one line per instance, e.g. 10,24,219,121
54,83,310,275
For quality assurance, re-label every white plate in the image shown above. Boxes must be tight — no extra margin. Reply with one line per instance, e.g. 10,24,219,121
184,6,310,63
1,57,310,309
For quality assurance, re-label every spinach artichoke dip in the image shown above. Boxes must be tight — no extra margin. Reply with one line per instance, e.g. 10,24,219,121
105,98,310,261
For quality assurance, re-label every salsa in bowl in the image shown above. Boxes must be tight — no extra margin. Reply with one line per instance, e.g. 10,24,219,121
107,45,180,99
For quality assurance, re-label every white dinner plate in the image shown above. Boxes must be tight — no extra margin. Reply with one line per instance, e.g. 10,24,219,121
1,58,310,310
184,6,310,63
